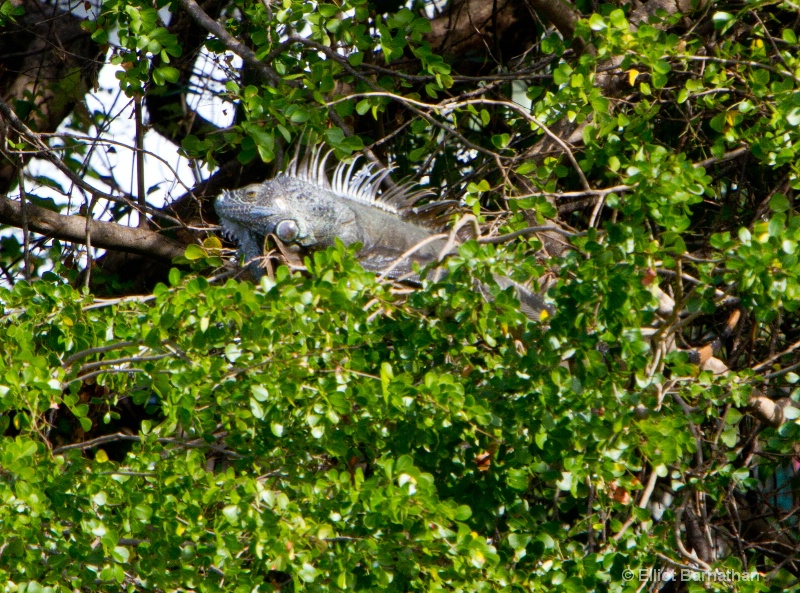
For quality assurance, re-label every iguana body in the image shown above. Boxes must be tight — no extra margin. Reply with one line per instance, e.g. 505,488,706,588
215,149,549,318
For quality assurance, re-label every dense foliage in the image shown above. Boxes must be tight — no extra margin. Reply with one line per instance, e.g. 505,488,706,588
1,0,800,591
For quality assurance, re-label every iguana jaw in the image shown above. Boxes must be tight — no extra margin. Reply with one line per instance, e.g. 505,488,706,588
216,215,266,264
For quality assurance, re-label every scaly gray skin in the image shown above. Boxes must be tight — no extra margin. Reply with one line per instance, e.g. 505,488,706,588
215,150,550,320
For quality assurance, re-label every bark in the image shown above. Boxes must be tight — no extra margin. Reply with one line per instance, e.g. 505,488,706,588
0,194,185,261
426,0,537,74
749,394,799,428
523,0,580,37
0,0,104,192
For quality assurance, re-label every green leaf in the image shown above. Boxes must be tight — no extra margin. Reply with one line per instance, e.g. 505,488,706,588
588,13,606,31
507,469,530,491
454,505,472,520
786,108,800,127
709,113,727,133
609,9,627,28
712,12,734,28
356,99,371,115
553,63,573,86
770,193,790,213
156,66,180,82
184,244,206,261
225,343,242,362
317,4,339,18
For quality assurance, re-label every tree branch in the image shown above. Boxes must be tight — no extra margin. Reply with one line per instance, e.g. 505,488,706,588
0,195,186,261
521,0,585,49
748,394,800,428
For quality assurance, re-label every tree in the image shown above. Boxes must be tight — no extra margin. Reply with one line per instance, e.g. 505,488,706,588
1,0,799,591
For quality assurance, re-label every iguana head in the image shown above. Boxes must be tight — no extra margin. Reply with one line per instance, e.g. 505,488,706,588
215,178,324,262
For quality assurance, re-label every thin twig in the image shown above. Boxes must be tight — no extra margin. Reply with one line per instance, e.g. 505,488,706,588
76,353,172,376
63,340,139,367
134,94,148,230
478,225,583,244
18,168,31,281
752,337,800,372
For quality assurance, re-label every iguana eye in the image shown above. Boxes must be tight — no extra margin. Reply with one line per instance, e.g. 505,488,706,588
275,219,299,242
245,189,258,200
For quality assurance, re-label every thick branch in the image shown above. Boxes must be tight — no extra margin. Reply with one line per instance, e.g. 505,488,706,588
521,0,581,41
0,0,103,192
0,195,186,261
748,394,799,428
426,0,536,73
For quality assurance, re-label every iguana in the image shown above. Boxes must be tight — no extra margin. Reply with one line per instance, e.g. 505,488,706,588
214,148,551,319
